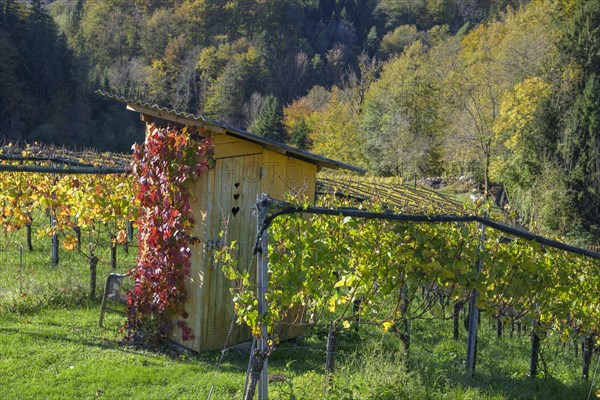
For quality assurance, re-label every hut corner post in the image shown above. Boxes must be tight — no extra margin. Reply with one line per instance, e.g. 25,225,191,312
466,212,487,377
257,194,269,400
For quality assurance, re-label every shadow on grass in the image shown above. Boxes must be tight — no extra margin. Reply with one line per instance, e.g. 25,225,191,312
439,370,590,400
410,328,591,400
0,322,254,375
0,326,134,353
2,303,593,400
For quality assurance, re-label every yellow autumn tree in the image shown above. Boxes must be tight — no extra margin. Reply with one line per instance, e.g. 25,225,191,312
303,86,367,168
445,20,508,193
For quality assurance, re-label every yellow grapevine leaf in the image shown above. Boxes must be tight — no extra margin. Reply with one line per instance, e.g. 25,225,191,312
328,297,336,313
382,320,394,332
116,229,127,244
62,235,77,251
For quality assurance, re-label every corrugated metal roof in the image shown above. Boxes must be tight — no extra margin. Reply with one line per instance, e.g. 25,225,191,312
96,90,365,174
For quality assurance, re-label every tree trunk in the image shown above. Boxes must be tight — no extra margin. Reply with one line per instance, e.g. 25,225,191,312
89,252,98,299
453,301,463,340
484,153,490,194
400,326,410,364
510,320,514,338
51,230,59,266
111,237,117,269
440,293,446,316
244,350,267,400
496,311,502,340
26,223,33,251
392,318,410,367
353,298,362,332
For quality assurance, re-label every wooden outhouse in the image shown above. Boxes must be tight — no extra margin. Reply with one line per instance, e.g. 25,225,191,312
100,91,363,352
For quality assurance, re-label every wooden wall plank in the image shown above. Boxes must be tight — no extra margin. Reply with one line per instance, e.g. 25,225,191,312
170,169,211,351
206,158,226,349
214,141,263,160
232,154,262,344
213,133,262,159
172,147,318,352
261,150,317,201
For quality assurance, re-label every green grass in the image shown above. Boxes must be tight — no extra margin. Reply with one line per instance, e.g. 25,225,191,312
1,305,597,399
0,227,598,399
0,306,247,399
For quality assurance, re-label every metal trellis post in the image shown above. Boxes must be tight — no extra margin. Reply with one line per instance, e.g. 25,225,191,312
51,174,59,266
466,211,486,377
257,193,269,400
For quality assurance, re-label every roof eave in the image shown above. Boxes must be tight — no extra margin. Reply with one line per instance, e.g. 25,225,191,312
98,90,366,174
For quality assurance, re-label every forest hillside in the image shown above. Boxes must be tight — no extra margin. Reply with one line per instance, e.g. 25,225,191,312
0,0,598,243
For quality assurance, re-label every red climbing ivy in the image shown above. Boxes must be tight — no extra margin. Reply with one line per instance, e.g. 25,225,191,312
127,123,213,344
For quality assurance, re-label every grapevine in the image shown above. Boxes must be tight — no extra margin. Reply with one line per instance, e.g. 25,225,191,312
0,144,137,252
220,188,600,371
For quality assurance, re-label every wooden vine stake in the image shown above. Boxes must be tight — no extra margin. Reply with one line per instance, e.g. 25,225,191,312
529,319,541,378
127,221,134,241
466,212,486,377
123,234,129,254
496,308,502,339
26,222,33,252
111,236,117,269
18,244,23,294
89,246,99,299
124,221,133,254
50,214,59,266
453,301,463,340
399,282,411,364
582,335,594,380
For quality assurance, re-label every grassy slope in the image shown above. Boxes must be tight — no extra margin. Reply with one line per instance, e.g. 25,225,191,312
0,307,245,399
0,211,597,399
0,305,594,399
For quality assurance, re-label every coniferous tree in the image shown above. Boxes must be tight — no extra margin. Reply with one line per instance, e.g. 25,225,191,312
289,119,311,150
560,0,600,237
249,95,287,143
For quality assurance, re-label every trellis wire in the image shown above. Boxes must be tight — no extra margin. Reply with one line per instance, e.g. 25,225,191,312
256,199,600,260
0,164,128,174
249,195,600,396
